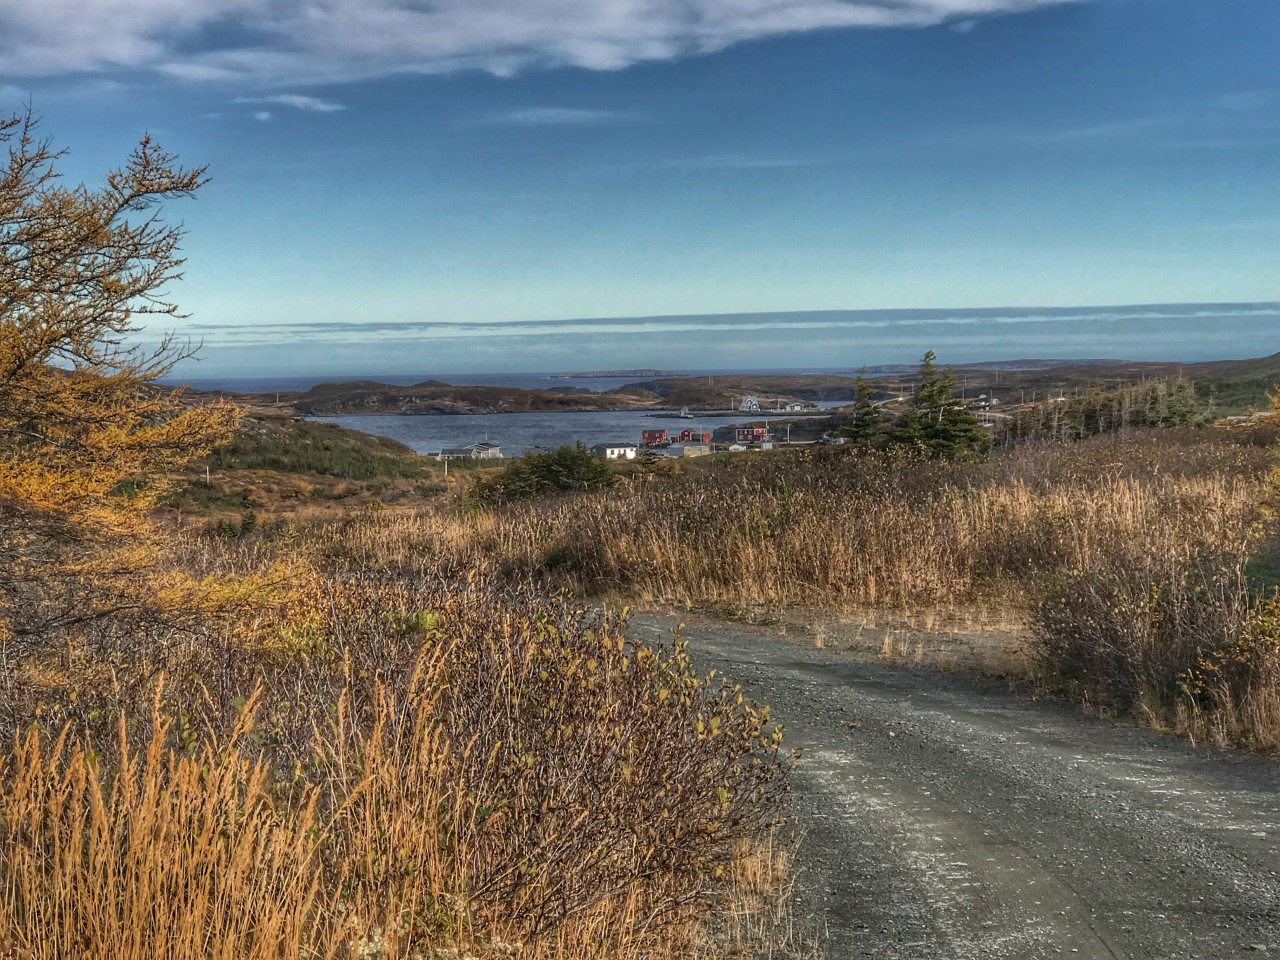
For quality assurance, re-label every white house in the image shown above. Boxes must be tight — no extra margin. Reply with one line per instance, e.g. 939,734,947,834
666,444,712,458
439,441,504,461
738,394,761,412
590,442,639,461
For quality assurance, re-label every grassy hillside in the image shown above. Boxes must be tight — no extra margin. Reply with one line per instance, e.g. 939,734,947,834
625,374,860,407
293,379,656,415
1190,351,1280,411
163,410,481,523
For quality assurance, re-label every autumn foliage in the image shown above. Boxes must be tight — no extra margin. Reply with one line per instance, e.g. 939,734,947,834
0,111,798,958
0,110,238,646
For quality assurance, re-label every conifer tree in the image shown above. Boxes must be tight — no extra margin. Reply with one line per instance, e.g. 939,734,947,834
891,351,989,460
839,371,886,447
0,109,238,644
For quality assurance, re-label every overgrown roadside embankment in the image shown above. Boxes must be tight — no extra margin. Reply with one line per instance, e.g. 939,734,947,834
319,428,1280,751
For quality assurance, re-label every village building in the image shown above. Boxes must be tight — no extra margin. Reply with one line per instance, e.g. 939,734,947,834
667,444,712,458
738,394,761,412
438,441,504,461
590,442,639,461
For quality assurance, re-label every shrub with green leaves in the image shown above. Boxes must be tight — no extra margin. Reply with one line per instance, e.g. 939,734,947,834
468,443,616,505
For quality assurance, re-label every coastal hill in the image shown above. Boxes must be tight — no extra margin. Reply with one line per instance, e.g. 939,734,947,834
292,379,660,415
244,350,1280,418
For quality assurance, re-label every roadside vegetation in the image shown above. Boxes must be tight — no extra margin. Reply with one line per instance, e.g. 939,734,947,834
313,419,1280,752
0,113,799,959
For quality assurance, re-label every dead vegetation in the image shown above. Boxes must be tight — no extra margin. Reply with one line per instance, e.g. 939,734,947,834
307,429,1280,751
0,576,799,959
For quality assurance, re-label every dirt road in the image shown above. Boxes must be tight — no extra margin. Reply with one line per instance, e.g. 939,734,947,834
631,614,1280,960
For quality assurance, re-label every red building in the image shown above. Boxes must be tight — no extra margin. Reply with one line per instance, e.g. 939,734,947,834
642,429,670,447
735,427,768,444
676,429,712,444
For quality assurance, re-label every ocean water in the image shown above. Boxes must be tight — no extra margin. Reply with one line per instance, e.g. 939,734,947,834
172,301,1280,390
308,406,842,456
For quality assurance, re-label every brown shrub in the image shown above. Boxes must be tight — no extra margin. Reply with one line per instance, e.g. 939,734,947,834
1029,547,1254,716
0,577,791,959
1182,592,1280,752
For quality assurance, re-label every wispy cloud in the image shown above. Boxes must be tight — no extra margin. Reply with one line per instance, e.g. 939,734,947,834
1040,115,1176,143
1219,90,1273,112
234,93,345,112
487,107,625,127
932,114,1182,149
251,110,272,122
657,155,814,171
183,304,1280,346
0,0,1078,86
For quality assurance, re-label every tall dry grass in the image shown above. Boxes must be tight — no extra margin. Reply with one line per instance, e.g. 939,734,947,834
0,578,795,958
318,434,1270,611
0,697,322,959
309,431,1280,751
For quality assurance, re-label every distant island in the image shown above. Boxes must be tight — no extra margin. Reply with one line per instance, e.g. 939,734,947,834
549,369,674,379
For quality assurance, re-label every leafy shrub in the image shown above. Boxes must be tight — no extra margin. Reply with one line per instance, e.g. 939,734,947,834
1185,591,1280,750
1030,547,1254,714
468,443,615,505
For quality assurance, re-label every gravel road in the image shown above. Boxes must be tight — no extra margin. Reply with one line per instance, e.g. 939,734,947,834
630,614,1280,960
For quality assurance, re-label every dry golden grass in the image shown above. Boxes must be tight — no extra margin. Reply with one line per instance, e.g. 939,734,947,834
318,435,1269,612
0,696,323,959
0,577,800,959
307,432,1280,751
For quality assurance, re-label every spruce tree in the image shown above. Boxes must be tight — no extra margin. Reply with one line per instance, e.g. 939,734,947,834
839,371,886,446
891,351,990,460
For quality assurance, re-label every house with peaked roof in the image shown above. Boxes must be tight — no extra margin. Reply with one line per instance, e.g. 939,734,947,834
438,441,504,461
590,442,639,461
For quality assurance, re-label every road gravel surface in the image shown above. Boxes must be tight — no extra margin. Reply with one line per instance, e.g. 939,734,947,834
631,614,1280,960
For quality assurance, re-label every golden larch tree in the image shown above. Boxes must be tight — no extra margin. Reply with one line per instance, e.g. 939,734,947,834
0,109,239,649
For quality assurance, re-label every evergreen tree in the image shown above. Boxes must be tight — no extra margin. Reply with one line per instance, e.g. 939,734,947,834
891,351,990,460
468,443,616,505
838,371,886,446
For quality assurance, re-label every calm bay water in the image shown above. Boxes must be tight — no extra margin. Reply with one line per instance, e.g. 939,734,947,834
310,405,844,455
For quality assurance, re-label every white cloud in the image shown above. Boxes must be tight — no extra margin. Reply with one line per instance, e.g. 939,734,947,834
1218,90,1272,112
489,107,623,126
251,110,272,121
663,155,813,170
234,94,346,112
0,0,1077,86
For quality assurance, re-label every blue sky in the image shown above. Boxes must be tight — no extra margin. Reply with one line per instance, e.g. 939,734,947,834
2,0,1277,376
